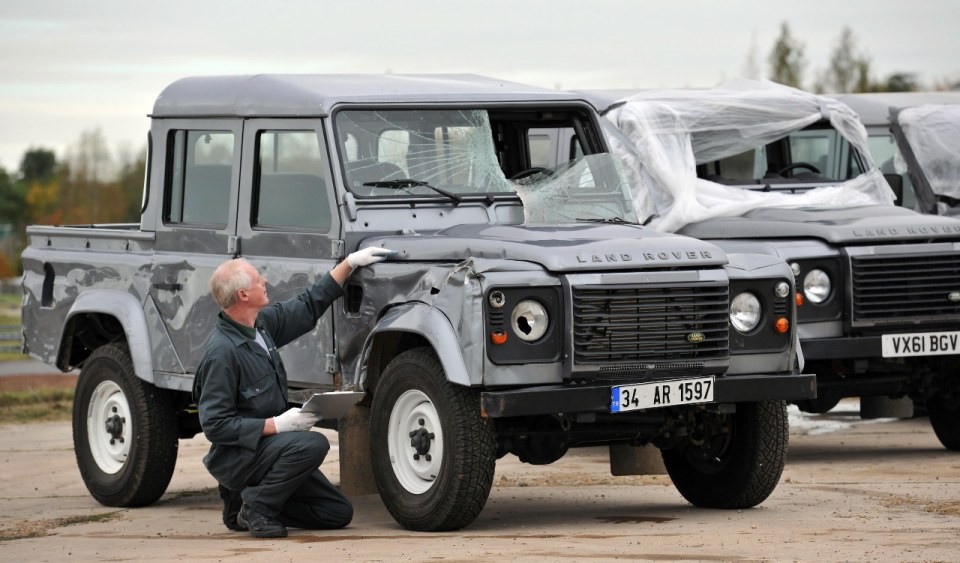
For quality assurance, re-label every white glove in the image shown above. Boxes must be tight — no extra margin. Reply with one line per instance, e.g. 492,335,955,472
346,247,396,268
273,407,319,433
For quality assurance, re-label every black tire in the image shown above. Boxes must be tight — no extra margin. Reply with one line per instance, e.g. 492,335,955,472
73,343,179,507
795,388,841,414
926,395,960,451
661,400,788,509
369,347,496,531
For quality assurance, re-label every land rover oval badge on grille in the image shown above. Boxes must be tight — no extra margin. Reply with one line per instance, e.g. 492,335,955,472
687,332,706,343
949,291,960,303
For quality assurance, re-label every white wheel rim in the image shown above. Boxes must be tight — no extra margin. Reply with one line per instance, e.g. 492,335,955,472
86,380,132,474
387,389,443,494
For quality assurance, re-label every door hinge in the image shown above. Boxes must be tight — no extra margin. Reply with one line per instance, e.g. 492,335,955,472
332,240,345,259
324,354,340,375
227,235,241,257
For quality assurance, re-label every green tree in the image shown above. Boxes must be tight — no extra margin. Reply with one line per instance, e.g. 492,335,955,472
878,72,919,93
815,27,872,93
115,147,147,221
20,148,57,184
767,22,806,88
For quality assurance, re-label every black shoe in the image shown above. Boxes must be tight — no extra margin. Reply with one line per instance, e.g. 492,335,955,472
237,504,288,538
218,485,247,532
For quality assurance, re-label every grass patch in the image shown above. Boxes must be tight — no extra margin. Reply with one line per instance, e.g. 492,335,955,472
0,293,19,308
0,294,23,360
0,351,28,361
0,388,74,424
0,511,121,542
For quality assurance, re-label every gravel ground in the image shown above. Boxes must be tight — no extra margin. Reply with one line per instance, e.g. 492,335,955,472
0,399,958,561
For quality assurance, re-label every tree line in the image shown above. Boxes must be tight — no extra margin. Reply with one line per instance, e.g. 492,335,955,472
0,26,951,276
0,129,145,277
759,22,951,93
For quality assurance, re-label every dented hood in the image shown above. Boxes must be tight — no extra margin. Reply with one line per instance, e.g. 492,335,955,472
679,205,960,244
362,223,727,272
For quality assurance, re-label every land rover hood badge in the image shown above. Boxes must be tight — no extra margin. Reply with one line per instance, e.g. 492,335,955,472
687,332,706,343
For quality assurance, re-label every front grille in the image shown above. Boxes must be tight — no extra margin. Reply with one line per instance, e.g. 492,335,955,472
571,283,729,374
851,253,960,323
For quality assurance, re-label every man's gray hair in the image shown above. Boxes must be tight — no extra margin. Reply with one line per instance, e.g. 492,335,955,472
209,259,253,309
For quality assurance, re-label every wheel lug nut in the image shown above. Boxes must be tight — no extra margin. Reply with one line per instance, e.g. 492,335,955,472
413,454,420,461
425,454,431,462
418,418,424,426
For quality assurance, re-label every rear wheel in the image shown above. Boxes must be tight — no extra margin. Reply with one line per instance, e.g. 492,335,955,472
73,343,179,506
927,395,960,451
795,387,841,414
662,401,788,509
370,347,496,531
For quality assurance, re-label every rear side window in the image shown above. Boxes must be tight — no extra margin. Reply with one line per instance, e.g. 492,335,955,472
254,130,332,231
165,130,234,226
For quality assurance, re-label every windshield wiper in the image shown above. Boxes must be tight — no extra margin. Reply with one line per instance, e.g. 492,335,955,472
574,216,637,225
363,179,462,205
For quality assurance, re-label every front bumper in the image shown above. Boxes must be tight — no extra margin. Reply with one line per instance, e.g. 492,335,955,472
480,372,816,418
802,336,882,360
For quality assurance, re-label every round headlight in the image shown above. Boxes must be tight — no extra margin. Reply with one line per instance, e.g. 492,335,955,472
775,281,790,298
730,292,762,333
511,299,549,342
803,269,831,304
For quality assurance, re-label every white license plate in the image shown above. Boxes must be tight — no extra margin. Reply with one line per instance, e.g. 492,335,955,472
611,377,715,413
881,331,960,357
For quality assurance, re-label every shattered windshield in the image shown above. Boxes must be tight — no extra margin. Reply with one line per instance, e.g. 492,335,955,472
898,105,960,200
335,108,637,223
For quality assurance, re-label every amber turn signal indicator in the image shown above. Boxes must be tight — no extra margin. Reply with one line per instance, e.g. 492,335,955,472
774,317,789,334
795,293,804,307
490,331,507,345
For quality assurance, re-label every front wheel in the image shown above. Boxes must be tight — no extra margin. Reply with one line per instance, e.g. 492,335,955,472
926,395,960,451
370,347,496,531
661,400,788,509
73,343,179,506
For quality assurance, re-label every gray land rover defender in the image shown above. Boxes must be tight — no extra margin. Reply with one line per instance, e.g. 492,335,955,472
576,82,960,452
21,74,812,532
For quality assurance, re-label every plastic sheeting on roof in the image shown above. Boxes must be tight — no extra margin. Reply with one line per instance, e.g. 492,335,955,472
602,79,896,233
897,104,960,203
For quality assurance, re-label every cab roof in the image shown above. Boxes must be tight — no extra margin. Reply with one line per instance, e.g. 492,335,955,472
832,92,960,125
152,74,588,118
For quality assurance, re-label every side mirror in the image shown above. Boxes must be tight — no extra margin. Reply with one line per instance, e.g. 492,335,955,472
884,173,904,206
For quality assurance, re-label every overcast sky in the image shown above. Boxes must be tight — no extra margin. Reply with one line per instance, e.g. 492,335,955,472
1,0,957,173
